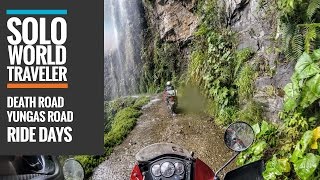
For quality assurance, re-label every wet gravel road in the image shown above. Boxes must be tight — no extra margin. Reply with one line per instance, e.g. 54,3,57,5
91,96,236,180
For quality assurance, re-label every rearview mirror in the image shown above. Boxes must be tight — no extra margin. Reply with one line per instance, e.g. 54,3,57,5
63,158,85,180
224,122,255,152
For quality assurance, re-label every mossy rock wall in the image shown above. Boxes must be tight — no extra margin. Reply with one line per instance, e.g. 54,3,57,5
141,0,292,122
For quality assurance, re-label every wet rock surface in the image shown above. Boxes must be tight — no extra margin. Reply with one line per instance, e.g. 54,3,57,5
91,96,236,180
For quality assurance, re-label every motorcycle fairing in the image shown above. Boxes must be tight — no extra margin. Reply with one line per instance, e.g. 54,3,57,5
194,158,214,180
135,143,193,163
130,164,143,180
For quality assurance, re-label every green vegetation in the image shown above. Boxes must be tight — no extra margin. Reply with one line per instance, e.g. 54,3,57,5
234,0,320,178
234,48,255,78
104,97,136,132
186,0,260,126
189,28,238,124
237,100,264,124
141,0,260,126
103,107,141,148
262,128,320,180
75,96,149,178
278,0,320,60
140,36,181,93
264,49,320,180
283,50,320,112
235,64,257,102
188,0,320,179
140,0,320,179
258,1,320,175
133,96,150,109
237,49,320,179
237,121,277,166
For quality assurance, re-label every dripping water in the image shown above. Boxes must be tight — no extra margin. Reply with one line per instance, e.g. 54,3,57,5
104,0,145,100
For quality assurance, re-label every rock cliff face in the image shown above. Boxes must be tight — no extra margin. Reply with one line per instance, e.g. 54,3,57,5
144,0,199,42
223,0,293,122
143,0,292,122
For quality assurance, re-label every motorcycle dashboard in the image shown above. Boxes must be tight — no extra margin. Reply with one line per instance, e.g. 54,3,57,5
142,156,193,180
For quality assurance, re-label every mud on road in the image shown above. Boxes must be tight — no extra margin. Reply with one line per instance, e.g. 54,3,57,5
91,96,236,180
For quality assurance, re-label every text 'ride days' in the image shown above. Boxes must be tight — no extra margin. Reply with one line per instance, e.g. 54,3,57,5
5,10,74,144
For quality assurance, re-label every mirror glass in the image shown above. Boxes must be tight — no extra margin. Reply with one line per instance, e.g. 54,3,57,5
224,122,255,152
63,158,84,180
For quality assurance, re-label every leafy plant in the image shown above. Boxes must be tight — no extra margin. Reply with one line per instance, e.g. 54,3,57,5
189,25,257,126
140,36,181,93
237,121,277,166
237,140,268,165
294,153,320,180
283,49,320,112
234,48,255,77
278,0,320,60
235,64,257,102
215,106,238,125
237,100,263,124
311,127,320,150
188,24,239,125
300,24,319,53
256,49,320,180
263,156,291,180
306,0,320,20
263,126,320,180
277,112,316,158
133,96,150,109
104,107,142,147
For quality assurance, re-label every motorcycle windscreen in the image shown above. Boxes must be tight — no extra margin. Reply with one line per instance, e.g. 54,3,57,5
224,160,264,180
135,143,193,162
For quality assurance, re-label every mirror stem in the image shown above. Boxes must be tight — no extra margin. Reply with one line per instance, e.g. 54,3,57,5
214,151,240,180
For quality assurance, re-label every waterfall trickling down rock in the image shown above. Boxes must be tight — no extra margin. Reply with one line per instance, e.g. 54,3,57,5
104,0,145,100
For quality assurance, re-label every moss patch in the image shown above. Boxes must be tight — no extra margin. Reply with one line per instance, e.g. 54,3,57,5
74,96,149,178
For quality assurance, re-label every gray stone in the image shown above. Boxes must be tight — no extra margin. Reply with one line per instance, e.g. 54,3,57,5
254,91,283,123
223,0,278,65
147,0,199,42
224,0,285,122
255,76,273,91
274,61,295,89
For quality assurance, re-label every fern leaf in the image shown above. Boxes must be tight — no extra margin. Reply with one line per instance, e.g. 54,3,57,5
307,0,320,19
304,26,317,53
281,23,295,50
287,33,304,61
